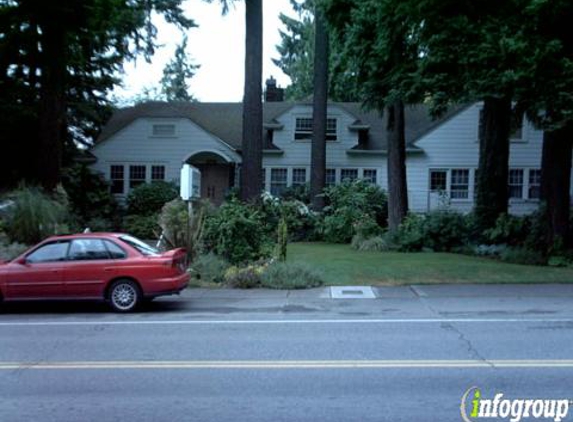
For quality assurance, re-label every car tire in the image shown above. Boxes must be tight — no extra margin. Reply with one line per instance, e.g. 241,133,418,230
108,279,141,313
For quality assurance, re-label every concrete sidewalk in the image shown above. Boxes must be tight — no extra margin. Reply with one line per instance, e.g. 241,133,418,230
174,284,573,320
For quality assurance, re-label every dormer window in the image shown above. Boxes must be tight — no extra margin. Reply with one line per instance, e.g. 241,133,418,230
295,117,337,141
152,123,176,137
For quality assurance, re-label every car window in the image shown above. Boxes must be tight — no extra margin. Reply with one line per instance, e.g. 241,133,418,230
103,240,127,259
69,239,110,261
26,242,69,263
119,235,159,256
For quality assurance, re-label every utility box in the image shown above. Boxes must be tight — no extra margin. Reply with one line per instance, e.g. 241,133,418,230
180,164,201,200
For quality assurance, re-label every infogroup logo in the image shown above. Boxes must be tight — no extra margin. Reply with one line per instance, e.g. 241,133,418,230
461,387,571,422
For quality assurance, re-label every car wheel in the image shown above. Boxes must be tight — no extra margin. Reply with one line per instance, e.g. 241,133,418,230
109,279,141,312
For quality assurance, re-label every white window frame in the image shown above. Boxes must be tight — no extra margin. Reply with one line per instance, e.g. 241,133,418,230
110,165,125,195
508,168,525,200
292,168,307,186
294,117,338,141
150,123,177,138
528,169,541,200
270,168,288,196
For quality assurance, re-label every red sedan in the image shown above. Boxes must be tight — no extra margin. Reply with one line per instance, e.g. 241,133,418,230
0,233,189,312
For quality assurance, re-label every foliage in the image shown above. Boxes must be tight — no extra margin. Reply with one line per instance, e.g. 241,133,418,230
203,200,268,264
484,214,529,246
280,183,311,203
276,218,288,262
160,35,199,101
158,199,209,260
190,253,230,284
258,192,317,241
126,182,178,216
122,214,160,240
393,210,470,252
320,180,387,243
1,186,69,244
0,232,29,261
499,247,547,266
224,263,267,289
261,261,325,290
61,164,119,230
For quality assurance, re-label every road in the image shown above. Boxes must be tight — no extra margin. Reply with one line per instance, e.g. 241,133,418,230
1,284,573,422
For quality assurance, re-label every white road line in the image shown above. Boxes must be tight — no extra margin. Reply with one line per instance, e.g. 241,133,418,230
2,359,573,370
0,318,573,327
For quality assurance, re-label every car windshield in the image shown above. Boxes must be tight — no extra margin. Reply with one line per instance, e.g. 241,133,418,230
119,235,160,256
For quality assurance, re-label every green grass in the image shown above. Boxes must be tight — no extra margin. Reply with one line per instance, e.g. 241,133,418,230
288,242,573,285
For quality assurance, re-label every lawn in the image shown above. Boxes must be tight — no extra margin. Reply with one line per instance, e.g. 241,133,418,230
288,242,573,285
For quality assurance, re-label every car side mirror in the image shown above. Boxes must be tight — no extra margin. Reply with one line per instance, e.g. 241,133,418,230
15,257,28,265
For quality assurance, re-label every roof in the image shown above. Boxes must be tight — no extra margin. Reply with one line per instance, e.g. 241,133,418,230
96,101,469,152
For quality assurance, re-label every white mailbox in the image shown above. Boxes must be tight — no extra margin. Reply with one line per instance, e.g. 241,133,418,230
180,164,201,200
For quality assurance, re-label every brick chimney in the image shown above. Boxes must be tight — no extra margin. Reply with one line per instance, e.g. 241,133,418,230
264,76,284,102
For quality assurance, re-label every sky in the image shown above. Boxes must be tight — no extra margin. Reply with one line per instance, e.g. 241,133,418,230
113,0,295,103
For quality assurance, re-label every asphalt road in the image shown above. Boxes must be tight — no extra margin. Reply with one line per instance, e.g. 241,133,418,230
1,285,573,422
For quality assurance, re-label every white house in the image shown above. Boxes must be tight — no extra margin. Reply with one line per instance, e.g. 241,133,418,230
90,89,563,214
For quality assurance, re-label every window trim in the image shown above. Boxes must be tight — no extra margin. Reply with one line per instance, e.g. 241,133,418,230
292,168,307,186
150,123,177,138
151,165,166,181
508,168,525,200
110,165,125,194
294,117,338,141
129,165,147,189
528,169,541,201
270,168,288,196
25,241,71,264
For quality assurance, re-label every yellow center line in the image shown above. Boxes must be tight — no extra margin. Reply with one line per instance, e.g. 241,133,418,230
2,360,573,370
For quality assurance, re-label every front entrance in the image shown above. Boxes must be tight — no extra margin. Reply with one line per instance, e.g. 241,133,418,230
186,151,236,206
195,163,232,206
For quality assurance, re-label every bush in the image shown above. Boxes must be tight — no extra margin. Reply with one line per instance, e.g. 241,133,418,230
0,233,28,261
1,186,69,244
191,253,230,283
122,214,160,239
126,181,178,216
258,192,317,241
224,264,264,288
393,210,470,252
203,200,268,264
260,262,325,290
499,247,547,266
351,235,392,252
320,180,387,243
158,199,210,259
61,164,119,229
484,214,529,246
279,183,310,203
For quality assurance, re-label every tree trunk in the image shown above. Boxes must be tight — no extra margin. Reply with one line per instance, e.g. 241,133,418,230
37,22,67,190
474,96,512,231
387,100,408,231
310,8,329,211
540,122,573,249
240,0,263,202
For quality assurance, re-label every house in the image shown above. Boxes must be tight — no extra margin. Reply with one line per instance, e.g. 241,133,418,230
90,81,559,214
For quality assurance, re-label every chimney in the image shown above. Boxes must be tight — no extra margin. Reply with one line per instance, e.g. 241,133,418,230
264,76,284,102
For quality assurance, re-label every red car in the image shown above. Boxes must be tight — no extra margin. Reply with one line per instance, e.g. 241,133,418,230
0,233,189,312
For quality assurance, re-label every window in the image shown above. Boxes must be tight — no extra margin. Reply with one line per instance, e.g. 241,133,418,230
341,169,358,182
270,168,288,196
152,124,175,137
292,168,306,186
129,165,146,189
528,169,541,199
104,240,127,259
363,169,377,185
151,165,165,181
430,170,447,192
26,242,69,263
509,169,524,199
294,117,337,141
451,169,469,199
119,235,159,256
326,169,336,187
69,239,110,261
110,165,124,194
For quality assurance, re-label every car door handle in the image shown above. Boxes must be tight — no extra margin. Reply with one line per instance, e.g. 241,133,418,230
104,268,113,272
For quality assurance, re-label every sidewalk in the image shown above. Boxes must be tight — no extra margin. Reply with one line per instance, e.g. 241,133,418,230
176,284,573,320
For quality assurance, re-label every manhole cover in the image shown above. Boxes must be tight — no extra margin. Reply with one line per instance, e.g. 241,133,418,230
331,286,376,299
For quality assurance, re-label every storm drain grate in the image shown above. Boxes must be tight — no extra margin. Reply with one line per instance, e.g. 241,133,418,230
330,286,376,299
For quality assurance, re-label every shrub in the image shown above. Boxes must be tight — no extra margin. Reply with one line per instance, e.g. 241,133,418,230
484,214,529,246
276,218,288,262
1,186,69,244
393,210,469,252
224,265,264,288
258,192,317,241
122,214,160,239
280,183,310,203
472,244,509,258
499,247,547,266
191,253,230,283
0,233,28,261
320,180,387,243
126,181,178,216
351,235,392,252
61,164,119,229
158,199,210,260
203,200,268,264
260,262,325,290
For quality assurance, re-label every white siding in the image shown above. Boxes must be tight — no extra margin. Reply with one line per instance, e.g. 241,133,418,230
90,117,240,196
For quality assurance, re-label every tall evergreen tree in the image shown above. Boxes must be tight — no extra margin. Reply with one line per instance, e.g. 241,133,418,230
161,36,199,102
